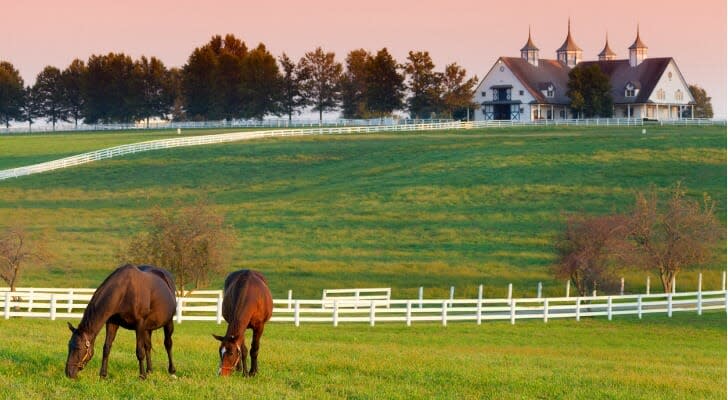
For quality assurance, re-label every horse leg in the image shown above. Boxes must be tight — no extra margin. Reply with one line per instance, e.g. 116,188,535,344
144,330,153,374
249,324,266,377
240,332,249,377
163,321,176,375
135,327,148,379
100,322,119,378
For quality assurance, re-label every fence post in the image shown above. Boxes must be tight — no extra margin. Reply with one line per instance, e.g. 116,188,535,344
449,286,455,308
697,273,703,315
418,287,423,309
333,301,339,327
722,271,726,291
294,301,300,327
50,294,57,321
620,278,624,296
216,292,223,324
369,301,376,327
510,300,516,325
607,296,613,321
507,283,513,303
543,299,549,323
646,276,650,295
537,282,542,298
477,285,483,325
28,289,34,312
441,301,448,326
287,290,293,310
575,297,581,321
672,276,676,294
68,290,74,313
566,281,570,298
176,298,183,324
637,295,643,319
667,294,673,317
3,292,9,319
406,300,412,326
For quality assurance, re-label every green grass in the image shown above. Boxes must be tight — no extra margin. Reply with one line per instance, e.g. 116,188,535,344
0,312,724,399
0,125,725,298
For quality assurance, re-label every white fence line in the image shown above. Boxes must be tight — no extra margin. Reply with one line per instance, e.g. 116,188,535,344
2,118,724,182
1,287,724,326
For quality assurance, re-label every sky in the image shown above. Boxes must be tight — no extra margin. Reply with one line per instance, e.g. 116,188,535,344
3,0,726,118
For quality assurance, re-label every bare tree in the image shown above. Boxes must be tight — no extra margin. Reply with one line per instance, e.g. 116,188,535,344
627,183,724,293
0,225,47,292
121,200,235,295
553,214,630,296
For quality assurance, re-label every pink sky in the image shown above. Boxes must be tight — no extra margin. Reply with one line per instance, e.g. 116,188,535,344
4,0,726,117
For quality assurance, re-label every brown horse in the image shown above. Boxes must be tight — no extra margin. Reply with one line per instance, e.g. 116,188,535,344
65,264,177,379
213,269,273,377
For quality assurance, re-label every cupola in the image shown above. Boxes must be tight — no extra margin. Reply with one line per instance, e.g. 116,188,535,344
556,19,582,68
520,27,539,66
598,33,617,61
629,26,648,67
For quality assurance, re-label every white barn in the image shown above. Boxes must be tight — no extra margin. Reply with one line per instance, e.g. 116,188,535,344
473,23,695,121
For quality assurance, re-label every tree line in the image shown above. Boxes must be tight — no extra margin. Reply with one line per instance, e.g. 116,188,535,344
0,34,479,129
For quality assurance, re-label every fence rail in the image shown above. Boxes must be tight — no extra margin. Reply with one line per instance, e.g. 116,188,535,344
2,287,724,326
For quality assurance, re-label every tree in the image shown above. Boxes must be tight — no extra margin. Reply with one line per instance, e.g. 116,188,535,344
0,61,25,128
61,59,86,128
278,53,308,122
404,51,442,119
340,49,371,119
134,56,173,127
215,35,247,120
687,84,713,118
0,225,47,292
182,43,220,120
32,66,68,130
567,64,613,118
440,63,478,120
365,48,405,119
20,86,40,131
122,200,235,294
553,214,630,296
626,183,724,293
240,43,280,120
84,53,137,123
299,47,343,124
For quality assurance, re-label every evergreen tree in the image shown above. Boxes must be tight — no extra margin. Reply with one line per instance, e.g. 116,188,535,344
404,51,442,119
33,66,68,130
240,43,280,120
61,59,86,128
567,64,613,118
299,47,342,124
0,61,25,128
365,48,405,119
340,49,370,119
278,53,308,122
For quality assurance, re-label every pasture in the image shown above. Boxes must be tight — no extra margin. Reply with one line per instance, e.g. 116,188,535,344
0,313,724,399
0,125,724,298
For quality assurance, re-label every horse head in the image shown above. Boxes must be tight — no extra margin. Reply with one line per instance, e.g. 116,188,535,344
213,334,241,376
65,322,94,379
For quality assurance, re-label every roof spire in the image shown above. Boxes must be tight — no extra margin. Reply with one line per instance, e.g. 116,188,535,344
598,31,617,60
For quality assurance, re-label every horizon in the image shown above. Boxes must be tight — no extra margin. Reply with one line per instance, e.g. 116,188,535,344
4,0,726,118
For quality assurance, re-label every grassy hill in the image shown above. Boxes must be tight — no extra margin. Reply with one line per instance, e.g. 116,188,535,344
0,125,725,298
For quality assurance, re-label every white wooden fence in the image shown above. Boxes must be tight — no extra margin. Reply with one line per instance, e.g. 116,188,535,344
1,287,724,326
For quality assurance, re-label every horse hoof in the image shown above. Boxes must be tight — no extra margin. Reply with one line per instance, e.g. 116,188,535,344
170,374,178,380
139,375,147,380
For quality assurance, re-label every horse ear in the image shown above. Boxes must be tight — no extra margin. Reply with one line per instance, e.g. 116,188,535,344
67,322,77,333
212,334,225,342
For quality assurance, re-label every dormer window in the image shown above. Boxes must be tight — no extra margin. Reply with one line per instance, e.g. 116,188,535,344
625,83,636,97
546,84,554,98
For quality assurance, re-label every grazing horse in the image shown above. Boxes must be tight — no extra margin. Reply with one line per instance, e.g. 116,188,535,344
65,264,177,379
213,269,273,377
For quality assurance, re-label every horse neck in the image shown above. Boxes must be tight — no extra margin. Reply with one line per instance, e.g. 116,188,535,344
78,284,120,339
226,282,254,339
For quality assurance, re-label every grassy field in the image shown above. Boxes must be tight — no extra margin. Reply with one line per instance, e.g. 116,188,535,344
0,125,725,299
0,312,724,399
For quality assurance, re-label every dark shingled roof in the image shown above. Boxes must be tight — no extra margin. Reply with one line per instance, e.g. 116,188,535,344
500,57,571,104
500,57,672,105
578,58,671,103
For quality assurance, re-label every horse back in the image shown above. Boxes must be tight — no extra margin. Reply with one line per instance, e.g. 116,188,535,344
222,270,273,325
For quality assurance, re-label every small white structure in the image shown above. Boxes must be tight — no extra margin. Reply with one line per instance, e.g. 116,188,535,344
474,23,695,121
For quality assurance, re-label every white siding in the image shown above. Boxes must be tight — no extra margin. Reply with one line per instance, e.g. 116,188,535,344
648,60,694,105
473,59,536,121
